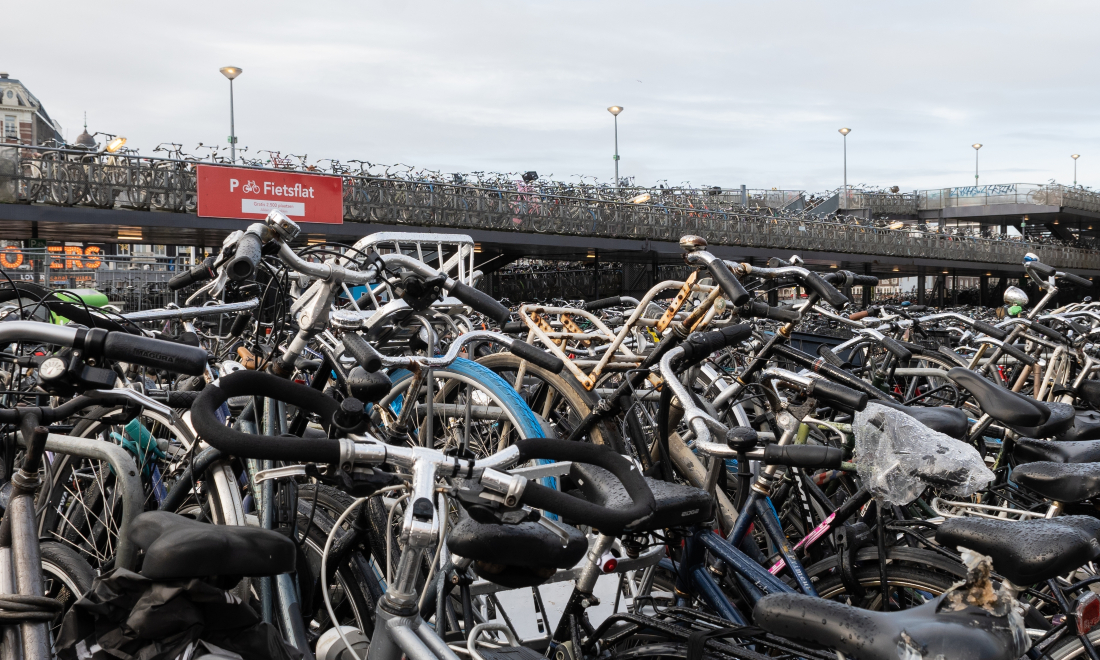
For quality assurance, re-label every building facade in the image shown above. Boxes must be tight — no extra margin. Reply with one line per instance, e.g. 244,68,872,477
0,73,64,145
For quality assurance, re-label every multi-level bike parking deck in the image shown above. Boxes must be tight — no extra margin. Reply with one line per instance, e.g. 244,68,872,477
0,144,1098,277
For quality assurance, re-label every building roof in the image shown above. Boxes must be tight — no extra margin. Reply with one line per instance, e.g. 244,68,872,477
0,73,64,144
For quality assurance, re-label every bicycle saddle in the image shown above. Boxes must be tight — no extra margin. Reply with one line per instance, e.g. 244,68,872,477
446,514,587,588
872,399,969,439
947,368,1050,429
1011,461,1100,503
566,463,713,533
753,593,1029,660
130,511,296,581
1056,410,1100,442
1010,401,1076,439
1013,437,1100,464
1078,380,1100,410
936,516,1100,585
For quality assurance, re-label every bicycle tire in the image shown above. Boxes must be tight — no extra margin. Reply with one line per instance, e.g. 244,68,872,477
40,541,95,640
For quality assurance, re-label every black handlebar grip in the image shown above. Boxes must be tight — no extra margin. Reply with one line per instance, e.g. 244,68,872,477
970,320,1007,341
853,274,880,286
101,332,208,375
816,345,847,368
808,378,868,412
342,333,383,373
509,341,565,374
515,438,656,534
878,336,913,363
1027,322,1065,344
449,281,510,325
584,297,625,312
678,324,753,368
708,261,751,307
501,321,527,334
168,257,216,291
802,270,849,310
907,305,929,312
898,340,926,356
1028,261,1056,278
1060,272,1093,288
1068,321,1093,337
191,371,342,462
229,311,253,338
739,301,800,323
226,232,263,282
999,342,1038,366
165,390,202,409
763,444,845,469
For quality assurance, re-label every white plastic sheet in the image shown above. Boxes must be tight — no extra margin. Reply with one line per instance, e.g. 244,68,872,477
853,402,994,505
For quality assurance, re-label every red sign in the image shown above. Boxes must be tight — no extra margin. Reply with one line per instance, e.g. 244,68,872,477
197,165,343,224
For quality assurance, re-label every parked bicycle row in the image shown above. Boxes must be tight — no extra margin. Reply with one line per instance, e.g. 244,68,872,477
0,210,1098,659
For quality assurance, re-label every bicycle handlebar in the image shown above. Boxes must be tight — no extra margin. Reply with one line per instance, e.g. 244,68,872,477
168,257,216,291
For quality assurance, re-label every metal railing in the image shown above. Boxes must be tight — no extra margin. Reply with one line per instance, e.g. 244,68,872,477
1,145,1098,271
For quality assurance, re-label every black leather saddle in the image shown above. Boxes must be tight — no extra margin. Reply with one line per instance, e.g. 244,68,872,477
131,511,296,581
1012,461,1100,503
567,463,713,532
873,399,969,439
753,593,1029,660
1011,402,1076,439
948,368,1053,434
1079,381,1100,410
1013,437,1100,464
936,516,1100,585
446,514,587,588
1057,410,1100,442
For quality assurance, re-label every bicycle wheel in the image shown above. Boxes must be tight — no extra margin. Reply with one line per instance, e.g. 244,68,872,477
805,546,962,611
476,352,624,449
40,541,95,644
295,484,383,644
377,357,545,455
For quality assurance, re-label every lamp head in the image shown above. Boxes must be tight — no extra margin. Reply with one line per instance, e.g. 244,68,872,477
219,66,243,80
972,143,983,150
607,106,623,116
838,127,851,136
1073,154,1081,160
105,137,127,153
1003,285,1029,307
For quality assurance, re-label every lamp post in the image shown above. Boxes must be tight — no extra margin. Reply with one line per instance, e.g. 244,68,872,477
1072,154,1080,186
838,128,851,209
607,106,623,188
219,66,243,164
972,143,983,186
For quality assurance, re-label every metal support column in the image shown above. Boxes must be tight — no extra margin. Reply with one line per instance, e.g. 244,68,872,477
917,267,926,305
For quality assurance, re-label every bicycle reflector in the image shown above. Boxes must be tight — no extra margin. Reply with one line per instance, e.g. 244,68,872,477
600,550,617,574
1075,591,1100,635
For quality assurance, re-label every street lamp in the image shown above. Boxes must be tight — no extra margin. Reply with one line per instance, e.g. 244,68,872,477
607,106,623,188
1072,154,1081,186
219,66,243,164
972,143,983,186
838,128,851,209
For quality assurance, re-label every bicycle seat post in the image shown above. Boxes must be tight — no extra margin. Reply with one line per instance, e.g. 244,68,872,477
7,425,50,660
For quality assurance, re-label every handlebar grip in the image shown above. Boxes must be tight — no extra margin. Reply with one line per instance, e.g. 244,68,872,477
226,232,263,282
970,320,1007,341
767,257,793,268
1027,322,1065,344
502,321,527,334
907,305,929,312
1061,272,1093,288
191,371,342,462
816,345,847,368
1028,261,1056,278
878,335,913,362
514,438,655,534
898,340,926,356
678,324,753,368
229,311,252,338
853,275,879,286
708,262,751,307
584,297,625,312
763,445,845,469
848,310,870,321
342,333,383,373
509,341,565,374
802,270,849,310
165,390,202,409
808,378,868,412
168,258,216,291
449,281,510,325
99,332,208,375
739,301,800,323
999,341,1037,366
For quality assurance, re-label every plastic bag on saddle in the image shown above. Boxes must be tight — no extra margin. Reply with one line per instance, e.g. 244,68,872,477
853,402,994,505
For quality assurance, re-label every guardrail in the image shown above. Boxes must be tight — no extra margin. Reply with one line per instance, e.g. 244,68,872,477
1,145,1097,271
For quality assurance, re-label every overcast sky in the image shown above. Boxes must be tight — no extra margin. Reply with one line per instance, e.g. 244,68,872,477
6,1,1099,192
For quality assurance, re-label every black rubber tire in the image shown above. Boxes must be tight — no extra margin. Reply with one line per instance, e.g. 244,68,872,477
40,541,95,639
